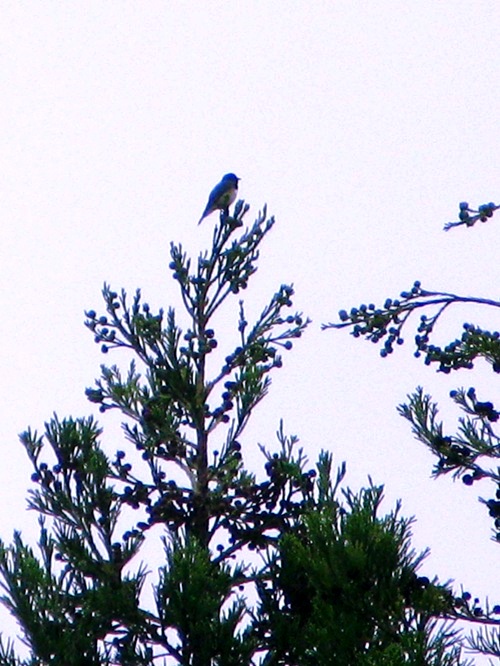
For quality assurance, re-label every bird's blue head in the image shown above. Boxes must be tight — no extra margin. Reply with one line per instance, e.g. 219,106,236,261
222,173,240,186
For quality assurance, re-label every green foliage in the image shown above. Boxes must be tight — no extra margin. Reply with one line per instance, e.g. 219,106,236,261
156,538,253,665
398,388,499,487
0,203,468,665
256,472,463,666
328,198,500,660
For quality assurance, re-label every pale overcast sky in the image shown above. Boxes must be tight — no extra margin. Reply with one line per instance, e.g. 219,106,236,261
1,2,499,661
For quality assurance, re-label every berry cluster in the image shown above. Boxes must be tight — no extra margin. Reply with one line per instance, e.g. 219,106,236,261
331,281,423,356
417,323,500,374
444,200,498,231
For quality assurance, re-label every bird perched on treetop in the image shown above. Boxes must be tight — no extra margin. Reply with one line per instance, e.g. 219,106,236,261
198,173,240,225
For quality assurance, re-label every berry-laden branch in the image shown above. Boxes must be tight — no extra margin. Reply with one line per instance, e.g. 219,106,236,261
83,204,310,552
323,281,500,374
324,198,500,373
398,386,500,648
444,200,499,231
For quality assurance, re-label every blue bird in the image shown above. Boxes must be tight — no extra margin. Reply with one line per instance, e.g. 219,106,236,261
198,173,240,225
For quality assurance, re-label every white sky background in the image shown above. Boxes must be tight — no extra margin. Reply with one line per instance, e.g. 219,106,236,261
1,1,499,661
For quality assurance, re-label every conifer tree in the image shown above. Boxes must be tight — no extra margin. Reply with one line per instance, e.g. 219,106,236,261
0,201,468,665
